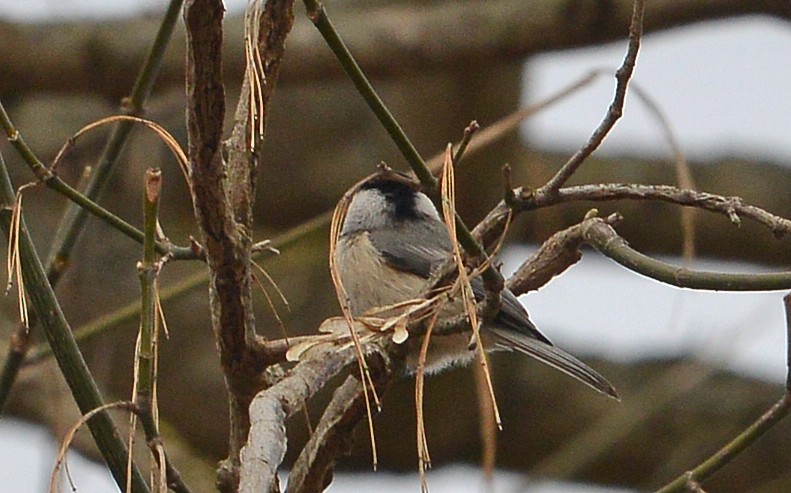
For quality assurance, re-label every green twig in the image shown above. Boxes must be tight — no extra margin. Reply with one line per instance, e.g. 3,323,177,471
46,0,188,286
302,0,497,289
655,294,791,492
136,168,161,421
302,0,434,189
584,217,791,291
0,151,150,493
0,0,188,413
133,169,194,493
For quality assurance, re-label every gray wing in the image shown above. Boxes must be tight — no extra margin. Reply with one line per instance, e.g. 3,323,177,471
368,219,552,345
367,219,453,278
369,223,618,398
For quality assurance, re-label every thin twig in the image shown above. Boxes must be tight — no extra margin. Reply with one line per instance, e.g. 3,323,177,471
451,120,479,166
0,0,188,414
538,0,645,195
527,183,791,238
630,83,698,260
302,0,435,189
654,295,791,492
0,99,197,260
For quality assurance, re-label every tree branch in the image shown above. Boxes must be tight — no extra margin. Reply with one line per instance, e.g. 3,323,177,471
539,0,644,194
238,344,363,493
286,365,391,493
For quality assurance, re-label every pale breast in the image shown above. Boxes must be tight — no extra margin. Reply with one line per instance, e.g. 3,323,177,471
335,232,427,315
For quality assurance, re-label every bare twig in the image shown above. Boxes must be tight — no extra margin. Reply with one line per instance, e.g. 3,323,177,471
538,0,645,195
528,183,791,238
451,120,479,166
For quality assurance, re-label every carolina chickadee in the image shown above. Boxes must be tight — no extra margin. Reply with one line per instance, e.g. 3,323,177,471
335,170,617,398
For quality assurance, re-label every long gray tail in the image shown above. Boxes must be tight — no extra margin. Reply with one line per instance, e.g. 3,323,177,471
489,327,619,400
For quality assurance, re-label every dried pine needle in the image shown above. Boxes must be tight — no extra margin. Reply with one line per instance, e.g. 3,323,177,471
50,402,135,493
439,145,502,429
50,116,190,188
5,183,35,328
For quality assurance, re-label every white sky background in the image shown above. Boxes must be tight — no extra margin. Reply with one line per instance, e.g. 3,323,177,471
1,1,791,492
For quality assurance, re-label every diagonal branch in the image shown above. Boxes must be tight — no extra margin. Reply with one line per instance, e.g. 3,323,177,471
654,294,791,492
239,344,364,493
538,0,645,195
286,365,391,493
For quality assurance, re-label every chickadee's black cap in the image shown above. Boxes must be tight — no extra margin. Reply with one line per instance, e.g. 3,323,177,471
357,166,432,222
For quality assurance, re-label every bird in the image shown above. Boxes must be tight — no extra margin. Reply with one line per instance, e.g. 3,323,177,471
334,169,618,399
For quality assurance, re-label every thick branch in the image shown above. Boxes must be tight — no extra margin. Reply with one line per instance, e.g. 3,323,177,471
184,1,270,491
287,363,391,493
238,345,360,493
285,376,365,493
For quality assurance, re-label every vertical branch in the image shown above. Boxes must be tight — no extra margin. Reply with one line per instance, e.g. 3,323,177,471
136,169,162,415
184,1,294,491
226,0,295,228
135,169,194,493
184,2,254,491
